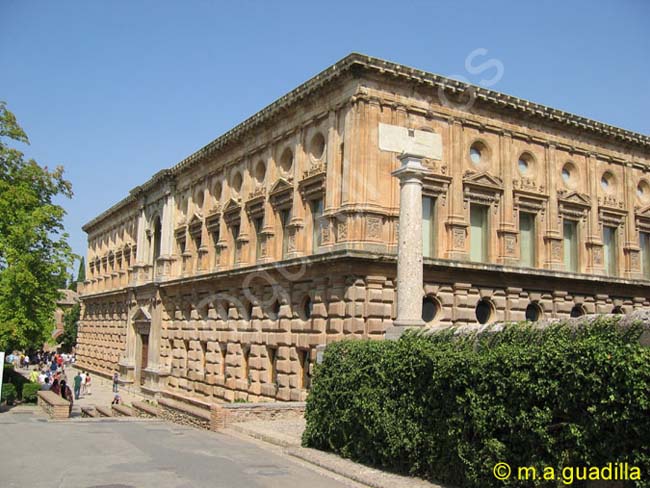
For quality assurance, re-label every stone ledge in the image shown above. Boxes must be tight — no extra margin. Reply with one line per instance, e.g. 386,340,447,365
37,391,70,420
132,401,159,418
157,396,211,431
81,406,97,418
162,390,212,410
95,405,113,417
210,401,305,431
112,404,133,417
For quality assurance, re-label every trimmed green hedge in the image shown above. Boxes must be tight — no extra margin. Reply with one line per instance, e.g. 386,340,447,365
1,383,17,405
303,318,650,487
21,382,40,403
2,363,28,399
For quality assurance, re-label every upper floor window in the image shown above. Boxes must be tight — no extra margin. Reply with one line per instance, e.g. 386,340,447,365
281,209,291,258
311,199,323,253
603,226,617,276
254,217,264,261
470,204,488,262
563,220,578,272
152,217,162,264
640,232,650,279
422,196,436,258
519,212,535,268
231,224,240,265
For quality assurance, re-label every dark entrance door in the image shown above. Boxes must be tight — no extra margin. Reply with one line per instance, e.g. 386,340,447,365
140,334,149,386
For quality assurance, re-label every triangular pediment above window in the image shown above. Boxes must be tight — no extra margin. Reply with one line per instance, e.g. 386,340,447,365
131,306,151,322
222,198,242,213
269,178,293,195
269,178,294,210
636,204,650,218
463,171,503,190
558,190,591,207
188,213,202,226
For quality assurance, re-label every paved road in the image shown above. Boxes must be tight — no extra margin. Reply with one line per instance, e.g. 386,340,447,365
0,407,352,488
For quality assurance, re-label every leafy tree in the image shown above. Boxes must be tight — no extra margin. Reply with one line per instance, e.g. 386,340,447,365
0,101,75,351
60,302,80,353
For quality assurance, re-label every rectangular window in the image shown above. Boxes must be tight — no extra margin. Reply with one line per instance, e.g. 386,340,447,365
232,225,240,265
311,199,323,253
470,204,488,262
254,217,264,262
211,230,220,267
603,226,617,276
422,196,436,258
563,220,578,272
281,209,291,258
641,232,650,279
519,212,536,268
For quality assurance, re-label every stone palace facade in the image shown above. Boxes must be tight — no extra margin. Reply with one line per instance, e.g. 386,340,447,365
77,53,650,402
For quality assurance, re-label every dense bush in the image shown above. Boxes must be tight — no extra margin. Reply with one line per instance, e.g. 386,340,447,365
303,318,650,487
21,382,40,403
1,383,17,405
2,364,28,399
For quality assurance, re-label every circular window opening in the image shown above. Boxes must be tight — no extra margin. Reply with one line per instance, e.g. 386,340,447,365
525,302,542,322
195,189,204,210
421,296,440,324
301,296,313,320
254,160,266,184
570,305,586,318
475,299,493,325
469,143,485,166
280,148,294,173
518,152,533,175
611,306,624,315
310,133,326,160
561,163,575,186
232,172,243,193
213,182,222,202
637,180,650,201
601,172,614,193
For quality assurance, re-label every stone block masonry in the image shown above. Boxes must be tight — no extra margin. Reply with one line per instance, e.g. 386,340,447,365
77,53,650,409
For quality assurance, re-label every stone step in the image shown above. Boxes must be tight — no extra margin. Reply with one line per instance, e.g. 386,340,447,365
132,401,160,417
80,406,98,418
95,405,113,417
112,404,133,417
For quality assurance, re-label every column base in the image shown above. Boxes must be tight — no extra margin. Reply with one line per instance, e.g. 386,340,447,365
385,319,425,340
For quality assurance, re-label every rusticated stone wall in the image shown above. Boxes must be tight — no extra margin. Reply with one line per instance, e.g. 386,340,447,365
75,294,128,376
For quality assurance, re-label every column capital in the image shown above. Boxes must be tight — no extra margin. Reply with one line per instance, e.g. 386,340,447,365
391,154,433,180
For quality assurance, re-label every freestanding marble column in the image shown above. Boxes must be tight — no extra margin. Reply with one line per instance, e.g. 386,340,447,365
386,154,432,339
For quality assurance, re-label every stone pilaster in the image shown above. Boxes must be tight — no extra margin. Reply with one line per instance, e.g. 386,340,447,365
497,131,518,265
446,119,469,260
623,162,641,278
386,154,431,338
544,143,564,270
586,153,605,274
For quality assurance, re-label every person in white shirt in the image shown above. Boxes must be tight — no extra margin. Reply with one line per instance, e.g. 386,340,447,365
79,371,87,396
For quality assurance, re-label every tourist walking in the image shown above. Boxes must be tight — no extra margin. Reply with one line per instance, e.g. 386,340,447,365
60,380,73,415
112,372,119,393
80,371,87,396
85,373,92,396
73,372,82,400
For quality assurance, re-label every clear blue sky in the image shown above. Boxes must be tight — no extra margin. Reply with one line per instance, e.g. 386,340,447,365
1,0,648,274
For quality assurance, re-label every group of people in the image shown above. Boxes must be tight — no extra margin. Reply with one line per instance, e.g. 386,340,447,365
9,350,92,411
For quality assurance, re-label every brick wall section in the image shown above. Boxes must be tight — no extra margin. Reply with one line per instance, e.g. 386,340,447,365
37,391,70,420
210,401,305,431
